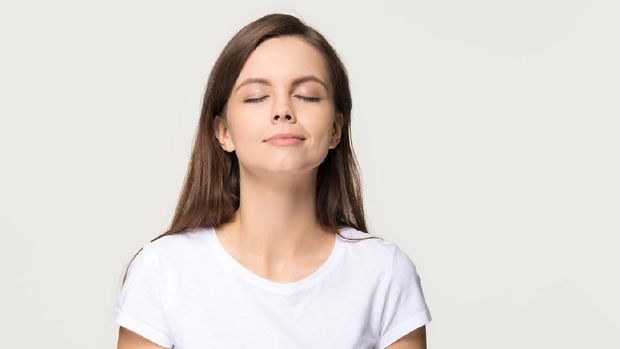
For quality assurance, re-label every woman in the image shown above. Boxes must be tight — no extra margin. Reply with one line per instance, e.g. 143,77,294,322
115,13,431,349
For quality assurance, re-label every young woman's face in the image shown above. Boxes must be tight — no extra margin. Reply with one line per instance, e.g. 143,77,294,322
215,35,342,177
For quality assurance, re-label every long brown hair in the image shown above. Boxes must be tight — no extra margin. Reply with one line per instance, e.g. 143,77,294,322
121,13,382,285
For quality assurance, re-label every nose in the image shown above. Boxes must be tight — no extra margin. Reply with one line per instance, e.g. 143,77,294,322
272,97,296,123
273,112,294,123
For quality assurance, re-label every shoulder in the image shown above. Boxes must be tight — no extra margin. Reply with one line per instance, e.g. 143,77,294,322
143,227,212,262
338,226,409,271
342,227,423,275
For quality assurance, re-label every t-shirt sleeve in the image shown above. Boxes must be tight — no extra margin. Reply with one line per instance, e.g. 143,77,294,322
114,244,174,348
376,245,432,349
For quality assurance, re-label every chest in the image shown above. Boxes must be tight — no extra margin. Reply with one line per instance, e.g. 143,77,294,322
165,270,384,348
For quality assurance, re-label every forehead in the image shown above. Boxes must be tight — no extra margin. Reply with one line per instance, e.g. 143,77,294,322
235,36,329,89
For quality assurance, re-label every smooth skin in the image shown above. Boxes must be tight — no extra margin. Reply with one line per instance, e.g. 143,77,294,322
117,327,168,349
388,326,427,349
117,35,426,349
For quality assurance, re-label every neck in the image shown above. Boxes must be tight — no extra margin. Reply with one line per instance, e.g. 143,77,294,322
217,165,333,265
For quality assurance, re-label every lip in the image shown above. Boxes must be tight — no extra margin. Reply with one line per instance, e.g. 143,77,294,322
263,133,306,142
266,138,304,146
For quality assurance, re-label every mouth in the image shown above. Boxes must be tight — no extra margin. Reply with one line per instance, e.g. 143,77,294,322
263,133,306,142
264,137,305,146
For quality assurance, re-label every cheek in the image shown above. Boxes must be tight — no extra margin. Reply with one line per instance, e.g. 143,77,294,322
224,116,266,164
306,115,335,146
225,110,263,144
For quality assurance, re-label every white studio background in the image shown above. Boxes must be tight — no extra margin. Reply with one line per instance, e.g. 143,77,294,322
1,1,618,348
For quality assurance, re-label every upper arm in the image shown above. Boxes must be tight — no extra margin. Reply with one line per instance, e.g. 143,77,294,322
117,326,171,349
386,325,427,349
114,245,175,348
377,245,432,348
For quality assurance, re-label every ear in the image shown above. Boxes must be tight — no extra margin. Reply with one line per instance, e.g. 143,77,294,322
329,112,343,149
214,115,235,152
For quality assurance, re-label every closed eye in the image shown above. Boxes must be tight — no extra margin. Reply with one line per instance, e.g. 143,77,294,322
296,96,322,102
244,96,268,104
243,96,322,103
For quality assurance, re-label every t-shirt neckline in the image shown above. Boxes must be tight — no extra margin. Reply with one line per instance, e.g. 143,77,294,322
206,225,348,294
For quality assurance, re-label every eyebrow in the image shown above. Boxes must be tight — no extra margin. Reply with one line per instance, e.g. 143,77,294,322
233,75,329,93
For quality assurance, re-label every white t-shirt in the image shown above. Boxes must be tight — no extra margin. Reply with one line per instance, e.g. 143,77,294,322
114,226,432,348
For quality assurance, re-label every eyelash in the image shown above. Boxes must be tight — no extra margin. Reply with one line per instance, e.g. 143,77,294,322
244,96,321,104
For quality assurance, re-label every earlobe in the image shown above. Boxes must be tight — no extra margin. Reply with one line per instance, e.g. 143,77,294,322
330,115,343,149
214,115,234,152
